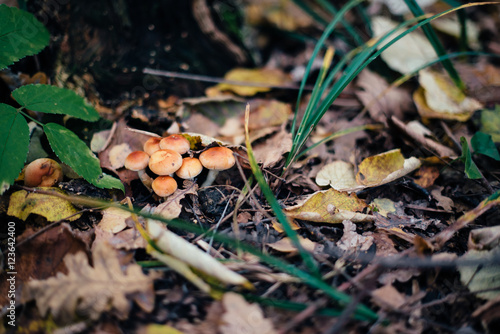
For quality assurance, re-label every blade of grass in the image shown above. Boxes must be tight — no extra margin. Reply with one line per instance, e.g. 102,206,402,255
314,0,365,45
244,104,320,278
287,2,495,169
403,0,465,90
291,0,365,140
295,124,383,161
442,0,469,50
30,188,378,321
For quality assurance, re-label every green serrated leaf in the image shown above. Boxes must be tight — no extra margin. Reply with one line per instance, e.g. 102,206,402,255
0,104,30,194
0,5,50,70
44,123,102,183
12,84,100,122
471,131,500,161
94,173,124,192
459,137,482,179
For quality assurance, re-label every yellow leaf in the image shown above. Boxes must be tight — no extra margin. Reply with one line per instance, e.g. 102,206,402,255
315,161,362,192
372,198,397,217
284,188,373,224
211,68,291,96
356,149,405,186
414,69,482,121
271,219,300,233
143,324,185,334
8,188,80,222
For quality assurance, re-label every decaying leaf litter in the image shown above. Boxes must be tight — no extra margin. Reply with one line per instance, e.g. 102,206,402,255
2,0,500,333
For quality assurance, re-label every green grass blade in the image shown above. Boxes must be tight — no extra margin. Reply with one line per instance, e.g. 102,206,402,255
244,104,320,277
314,0,365,45
290,3,493,165
403,0,465,90
291,0,365,140
295,124,382,161
442,0,469,49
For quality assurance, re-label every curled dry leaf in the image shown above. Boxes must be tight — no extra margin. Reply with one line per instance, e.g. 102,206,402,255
22,242,155,324
284,188,374,224
372,16,437,74
414,69,483,121
355,69,411,123
220,292,277,334
316,149,421,192
371,284,407,310
391,117,456,157
147,220,252,288
469,225,500,251
108,143,133,169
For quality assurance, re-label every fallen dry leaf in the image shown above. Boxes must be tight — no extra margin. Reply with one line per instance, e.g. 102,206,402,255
316,150,421,191
459,246,500,300
372,284,407,309
8,188,81,222
337,220,374,252
208,67,291,96
252,128,292,168
413,165,441,188
23,242,155,324
372,16,437,74
414,69,483,121
97,207,132,233
391,117,456,157
430,186,454,211
245,0,314,31
372,198,397,217
355,69,411,123
220,292,277,334
108,143,133,169
267,236,316,254
357,149,421,187
285,188,374,224
469,225,500,251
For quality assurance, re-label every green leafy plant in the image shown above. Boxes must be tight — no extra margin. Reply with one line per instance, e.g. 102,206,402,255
0,5,123,193
458,132,500,180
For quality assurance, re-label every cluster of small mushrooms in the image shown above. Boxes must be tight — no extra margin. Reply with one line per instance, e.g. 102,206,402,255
124,134,236,197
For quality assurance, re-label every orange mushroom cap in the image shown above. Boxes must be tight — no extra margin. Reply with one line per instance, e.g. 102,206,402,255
24,158,63,187
199,147,235,171
143,137,162,156
149,149,183,175
176,157,203,179
159,134,190,155
124,151,149,171
152,175,178,197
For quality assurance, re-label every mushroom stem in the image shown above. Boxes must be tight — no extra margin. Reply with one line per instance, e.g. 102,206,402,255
137,170,153,190
201,170,219,187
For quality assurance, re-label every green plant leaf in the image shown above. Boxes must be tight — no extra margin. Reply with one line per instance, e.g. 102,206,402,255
0,104,30,194
94,173,124,192
44,123,102,183
12,84,100,122
0,5,50,70
471,131,500,161
459,137,482,179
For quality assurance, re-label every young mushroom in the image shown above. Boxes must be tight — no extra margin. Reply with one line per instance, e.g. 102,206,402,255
152,175,178,197
24,158,63,187
124,151,153,188
159,134,190,155
149,149,183,175
143,137,162,156
175,157,203,180
199,147,235,187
